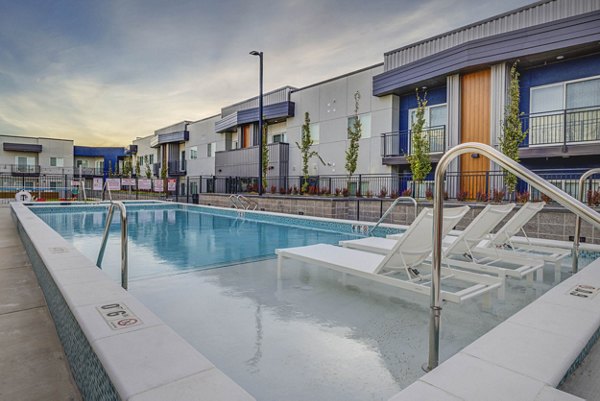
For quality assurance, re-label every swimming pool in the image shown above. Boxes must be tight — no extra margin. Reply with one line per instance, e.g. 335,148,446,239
32,203,372,281
27,202,600,401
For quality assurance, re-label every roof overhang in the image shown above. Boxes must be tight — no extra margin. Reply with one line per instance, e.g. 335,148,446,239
373,10,600,96
150,131,189,148
3,143,42,153
215,101,295,133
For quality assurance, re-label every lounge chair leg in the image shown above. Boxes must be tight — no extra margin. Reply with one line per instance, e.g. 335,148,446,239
498,271,506,301
527,272,534,283
554,260,561,284
483,292,492,310
536,267,543,282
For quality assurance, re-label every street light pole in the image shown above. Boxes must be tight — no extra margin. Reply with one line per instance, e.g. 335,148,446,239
250,50,264,195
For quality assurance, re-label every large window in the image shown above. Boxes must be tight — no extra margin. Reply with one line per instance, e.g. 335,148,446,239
207,142,216,158
75,159,89,168
190,146,198,159
408,104,447,153
310,123,320,144
347,113,371,139
272,133,286,143
529,76,600,145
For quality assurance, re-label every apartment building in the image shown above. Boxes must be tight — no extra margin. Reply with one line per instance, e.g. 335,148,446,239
0,134,74,176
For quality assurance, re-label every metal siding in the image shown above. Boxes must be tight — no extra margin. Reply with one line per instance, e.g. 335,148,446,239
384,0,600,71
215,102,295,132
221,87,295,116
214,142,289,178
374,11,600,96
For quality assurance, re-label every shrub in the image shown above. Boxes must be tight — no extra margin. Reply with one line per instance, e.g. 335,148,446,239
355,189,362,198
587,190,600,207
401,188,412,197
342,188,349,197
270,185,277,194
334,188,341,196
515,191,530,204
279,187,287,195
541,193,552,203
476,192,489,202
425,189,433,200
456,191,468,202
292,186,299,195
390,191,399,199
379,187,388,198
287,187,293,195
308,186,317,195
491,189,505,203
320,187,330,196
365,190,373,198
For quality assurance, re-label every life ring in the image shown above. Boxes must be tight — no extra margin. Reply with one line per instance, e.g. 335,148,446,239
15,190,32,202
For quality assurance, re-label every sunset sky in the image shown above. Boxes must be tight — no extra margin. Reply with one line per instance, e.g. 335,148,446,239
0,0,533,146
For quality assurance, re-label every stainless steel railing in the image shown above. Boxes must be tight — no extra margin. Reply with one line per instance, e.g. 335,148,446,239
96,201,128,290
572,168,600,274
368,196,418,235
428,142,600,371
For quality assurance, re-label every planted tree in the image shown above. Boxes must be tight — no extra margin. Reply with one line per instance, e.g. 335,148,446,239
145,163,152,178
135,161,141,177
295,112,324,193
499,61,528,193
406,88,432,196
345,91,362,185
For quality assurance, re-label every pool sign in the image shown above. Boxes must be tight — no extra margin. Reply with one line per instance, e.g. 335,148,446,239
568,284,600,299
121,178,136,187
93,178,103,191
138,179,151,190
106,178,121,191
167,178,176,192
96,302,143,330
153,179,164,192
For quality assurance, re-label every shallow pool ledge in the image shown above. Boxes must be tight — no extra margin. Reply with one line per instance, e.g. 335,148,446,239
11,203,255,401
389,258,600,401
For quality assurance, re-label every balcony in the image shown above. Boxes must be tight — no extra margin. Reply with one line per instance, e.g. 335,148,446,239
381,126,446,165
215,142,289,177
519,106,600,158
150,130,189,148
11,164,41,176
168,160,186,176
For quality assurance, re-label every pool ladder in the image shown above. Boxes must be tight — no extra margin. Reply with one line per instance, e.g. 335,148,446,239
229,195,258,211
96,201,128,290
368,196,418,236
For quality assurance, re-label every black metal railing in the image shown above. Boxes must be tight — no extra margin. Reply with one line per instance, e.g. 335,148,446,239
168,161,186,176
381,125,446,157
11,164,41,176
521,106,600,147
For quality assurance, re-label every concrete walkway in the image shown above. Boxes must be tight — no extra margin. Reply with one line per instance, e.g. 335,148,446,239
0,206,81,401
559,338,600,400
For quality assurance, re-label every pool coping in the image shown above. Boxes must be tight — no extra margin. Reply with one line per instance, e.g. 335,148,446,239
11,202,255,401
388,257,600,401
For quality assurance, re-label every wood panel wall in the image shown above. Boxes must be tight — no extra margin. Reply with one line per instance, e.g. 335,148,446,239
460,69,491,197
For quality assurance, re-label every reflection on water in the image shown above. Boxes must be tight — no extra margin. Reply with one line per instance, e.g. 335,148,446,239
35,207,359,280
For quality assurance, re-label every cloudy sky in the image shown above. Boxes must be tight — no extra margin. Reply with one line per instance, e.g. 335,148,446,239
0,0,533,146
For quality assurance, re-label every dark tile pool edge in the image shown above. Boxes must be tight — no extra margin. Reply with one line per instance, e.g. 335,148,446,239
14,208,120,401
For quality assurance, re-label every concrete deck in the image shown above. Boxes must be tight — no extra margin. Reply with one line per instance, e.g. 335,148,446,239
560,336,600,400
0,206,81,401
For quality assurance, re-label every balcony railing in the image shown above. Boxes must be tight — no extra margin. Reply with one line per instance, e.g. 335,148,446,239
520,106,600,147
381,126,446,157
168,160,186,176
11,164,41,176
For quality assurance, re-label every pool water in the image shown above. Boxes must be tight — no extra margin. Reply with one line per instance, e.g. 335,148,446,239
34,205,361,281
30,203,600,401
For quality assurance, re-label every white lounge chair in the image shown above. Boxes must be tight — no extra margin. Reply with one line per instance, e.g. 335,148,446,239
340,204,545,298
276,206,503,304
468,202,570,282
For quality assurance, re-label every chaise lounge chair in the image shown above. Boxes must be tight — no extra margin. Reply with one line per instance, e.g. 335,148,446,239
340,204,545,298
464,202,569,282
275,206,503,304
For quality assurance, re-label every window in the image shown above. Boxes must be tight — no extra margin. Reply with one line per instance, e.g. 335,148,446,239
16,156,35,166
272,133,286,143
529,76,600,145
207,142,216,157
95,160,104,171
347,113,371,139
148,154,154,164
190,146,198,159
310,123,320,144
50,157,64,167
75,159,88,168
408,104,447,153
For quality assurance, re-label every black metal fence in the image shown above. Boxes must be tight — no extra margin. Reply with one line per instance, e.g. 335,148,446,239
2,169,599,205
521,106,600,147
381,126,446,157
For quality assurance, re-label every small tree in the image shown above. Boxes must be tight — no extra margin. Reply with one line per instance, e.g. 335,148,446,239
345,91,362,180
499,61,528,193
135,161,141,177
123,159,132,177
261,119,269,191
406,88,432,192
295,112,324,193
160,163,167,179
145,163,152,178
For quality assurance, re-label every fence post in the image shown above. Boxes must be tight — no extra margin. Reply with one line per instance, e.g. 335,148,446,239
356,199,360,221
186,177,189,203
485,171,489,197
562,109,568,152
358,174,362,196
136,177,139,200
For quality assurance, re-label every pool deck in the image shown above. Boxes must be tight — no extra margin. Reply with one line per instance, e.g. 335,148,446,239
0,206,81,400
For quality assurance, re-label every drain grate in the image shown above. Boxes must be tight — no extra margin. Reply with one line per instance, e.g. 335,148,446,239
569,284,600,299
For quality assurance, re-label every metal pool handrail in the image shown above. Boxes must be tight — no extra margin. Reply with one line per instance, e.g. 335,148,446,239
428,142,600,372
368,196,418,235
572,168,600,274
96,201,128,290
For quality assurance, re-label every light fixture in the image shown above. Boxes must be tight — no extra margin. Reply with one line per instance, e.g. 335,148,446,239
556,55,564,60
470,153,480,159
